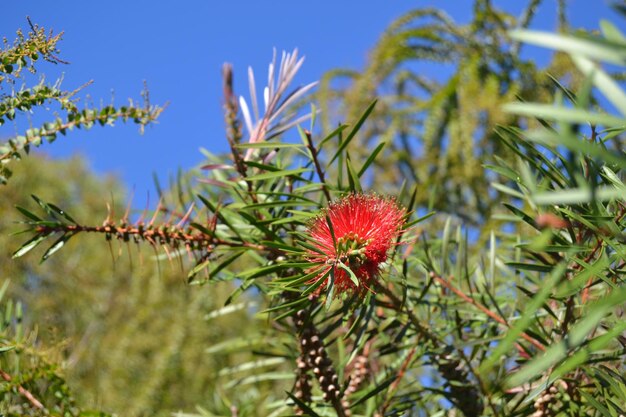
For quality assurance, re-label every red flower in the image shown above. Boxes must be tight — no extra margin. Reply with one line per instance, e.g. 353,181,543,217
305,193,406,297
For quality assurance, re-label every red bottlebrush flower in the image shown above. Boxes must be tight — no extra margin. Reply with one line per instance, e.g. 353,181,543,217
305,193,406,297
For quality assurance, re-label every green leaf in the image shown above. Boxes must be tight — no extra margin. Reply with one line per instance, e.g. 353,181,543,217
350,376,396,407
555,256,610,298
479,263,566,373
345,156,362,193
327,100,377,166
46,202,78,224
0,345,15,353
285,391,321,417
600,19,626,44
505,262,554,273
14,205,41,222
337,261,359,287
318,123,349,148
579,390,613,417
41,232,74,262
187,258,211,281
504,102,626,128
12,232,52,258
533,185,624,205
491,182,526,199
523,128,626,168
325,269,335,310
550,320,626,380
509,29,626,66
358,141,386,177
31,194,57,218
245,168,311,181
197,195,243,240
506,284,626,388
571,54,626,117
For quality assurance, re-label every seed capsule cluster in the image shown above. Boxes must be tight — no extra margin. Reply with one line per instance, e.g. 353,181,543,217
293,354,312,412
435,352,483,417
344,354,368,396
293,308,350,416
532,385,558,417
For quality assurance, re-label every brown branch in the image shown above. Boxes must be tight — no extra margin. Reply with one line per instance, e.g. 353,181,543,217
0,368,45,410
379,346,417,415
377,284,484,416
579,202,626,303
304,129,331,202
221,63,261,205
430,272,546,352
376,284,440,347
33,222,268,252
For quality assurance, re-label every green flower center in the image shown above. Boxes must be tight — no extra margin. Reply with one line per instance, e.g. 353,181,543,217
336,233,371,268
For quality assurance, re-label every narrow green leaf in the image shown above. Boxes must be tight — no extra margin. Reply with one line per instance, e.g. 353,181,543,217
506,284,626,388
337,261,359,287
327,100,377,166
197,194,243,240
440,217,452,275
318,123,349,148
325,214,337,248
555,256,610,298
285,391,321,417
188,258,211,281
571,54,626,117
31,194,56,218
358,141,385,177
600,19,626,44
41,232,74,262
533,185,624,205
509,29,626,66
245,168,311,181
479,263,565,373
325,269,335,310
15,206,41,222
345,157,362,193
12,232,51,258
579,391,613,417
47,202,78,224
506,262,554,273
0,345,15,353
350,376,396,407
504,102,626,128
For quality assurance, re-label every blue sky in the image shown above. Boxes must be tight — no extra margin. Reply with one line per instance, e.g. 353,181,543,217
1,1,621,197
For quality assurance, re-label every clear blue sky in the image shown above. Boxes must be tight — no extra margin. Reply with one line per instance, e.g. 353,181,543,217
1,1,620,198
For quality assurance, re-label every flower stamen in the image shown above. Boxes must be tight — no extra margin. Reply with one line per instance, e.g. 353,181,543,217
303,193,406,298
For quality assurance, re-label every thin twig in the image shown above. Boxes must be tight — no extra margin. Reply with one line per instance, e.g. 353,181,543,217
32,222,268,253
377,284,440,346
304,129,331,202
430,272,545,352
379,346,417,415
0,368,45,410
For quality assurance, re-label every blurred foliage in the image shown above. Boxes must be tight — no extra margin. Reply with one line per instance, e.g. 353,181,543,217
0,20,275,417
0,158,280,416
317,0,582,235
3,2,626,417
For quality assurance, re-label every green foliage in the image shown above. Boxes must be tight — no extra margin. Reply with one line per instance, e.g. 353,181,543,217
0,20,163,185
0,21,268,417
317,0,581,235
4,3,626,417
0,18,65,83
